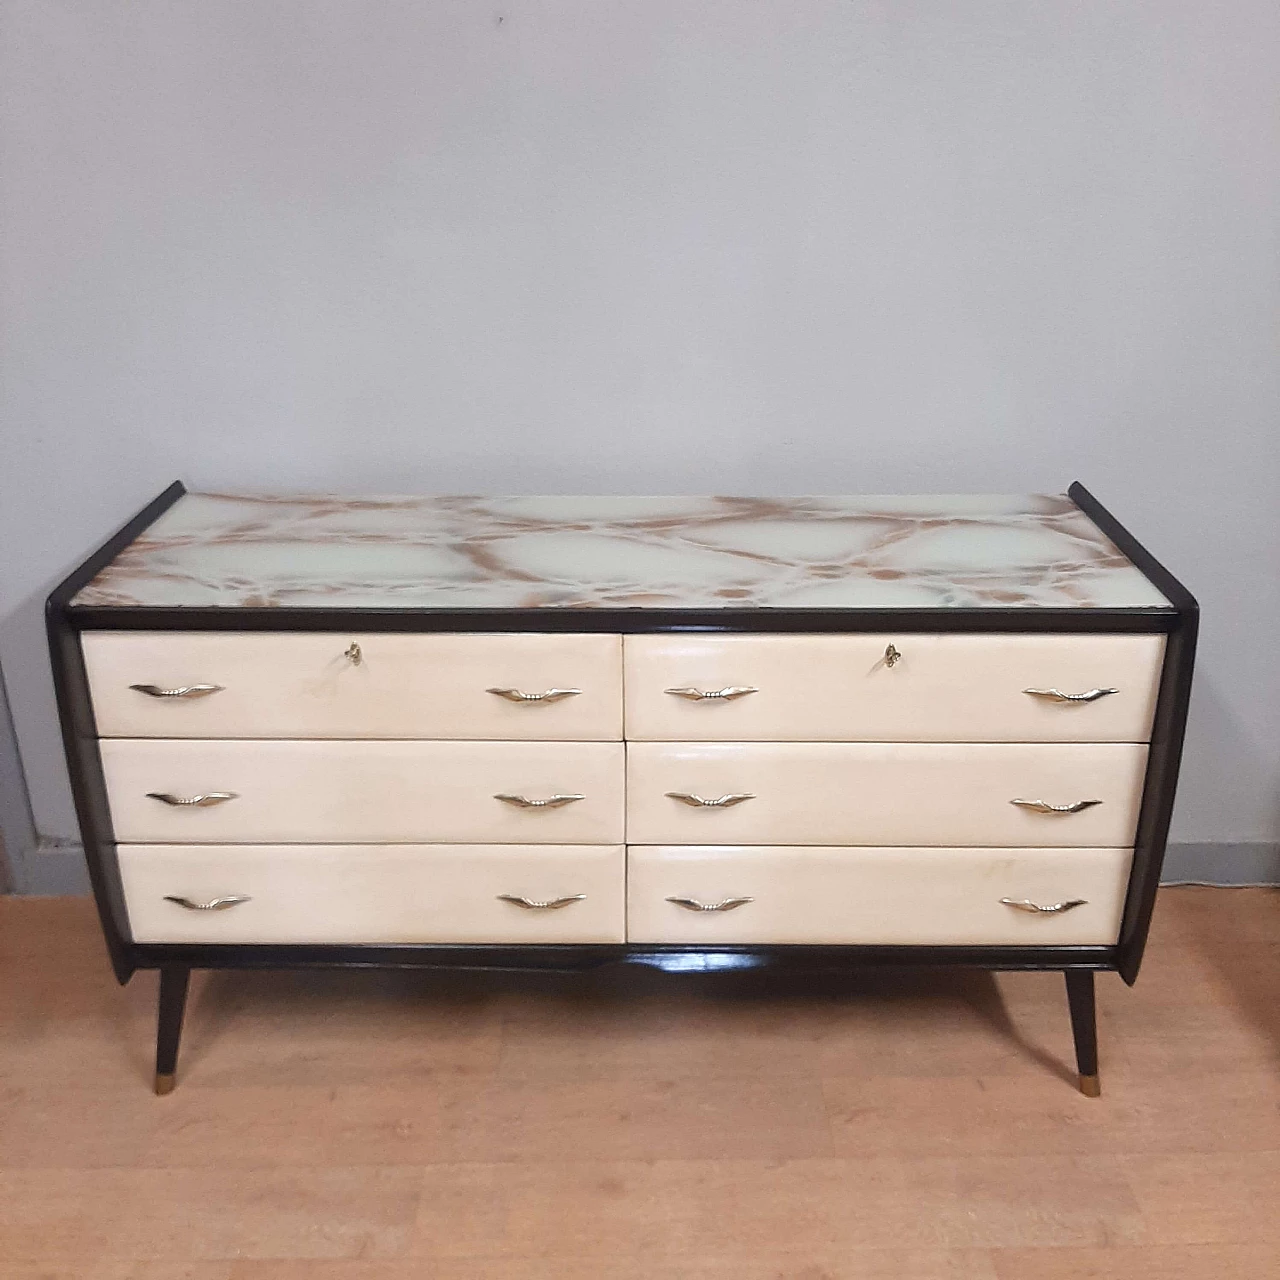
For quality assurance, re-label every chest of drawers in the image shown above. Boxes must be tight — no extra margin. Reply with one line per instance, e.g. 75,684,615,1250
48,484,1196,1095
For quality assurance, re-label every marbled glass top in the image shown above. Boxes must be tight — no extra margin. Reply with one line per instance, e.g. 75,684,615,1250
71,493,1171,612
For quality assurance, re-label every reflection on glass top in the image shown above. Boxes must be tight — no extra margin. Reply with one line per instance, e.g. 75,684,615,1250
71,492,1171,611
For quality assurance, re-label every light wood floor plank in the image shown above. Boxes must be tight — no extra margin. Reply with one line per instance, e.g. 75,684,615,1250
991,1243,1280,1279
0,887,1277,1276
222,1253,1000,1279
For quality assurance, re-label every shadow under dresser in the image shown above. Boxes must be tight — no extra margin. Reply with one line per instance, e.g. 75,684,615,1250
47,484,1196,1094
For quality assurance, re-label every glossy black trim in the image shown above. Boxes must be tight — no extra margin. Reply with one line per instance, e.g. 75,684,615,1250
70,604,1176,634
49,481,187,610
1068,483,1196,617
1068,483,1199,983
133,941,1116,972
46,482,187,983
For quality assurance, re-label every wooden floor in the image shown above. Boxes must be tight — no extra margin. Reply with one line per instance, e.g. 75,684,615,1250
1,888,1277,1279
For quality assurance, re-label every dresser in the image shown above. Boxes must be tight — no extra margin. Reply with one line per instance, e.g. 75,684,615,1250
47,484,1196,1095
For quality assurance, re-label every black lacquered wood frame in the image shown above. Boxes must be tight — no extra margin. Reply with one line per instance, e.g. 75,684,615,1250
47,479,1197,989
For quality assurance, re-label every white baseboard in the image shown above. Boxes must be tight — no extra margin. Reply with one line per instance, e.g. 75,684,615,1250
1160,841,1280,887
17,837,92,895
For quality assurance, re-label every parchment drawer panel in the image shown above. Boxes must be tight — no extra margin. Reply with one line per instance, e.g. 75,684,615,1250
626,741,1147,847
624,634,1164,742
84,632,623,740
626,845,1132,945
102,740,624,844
120,844,625,943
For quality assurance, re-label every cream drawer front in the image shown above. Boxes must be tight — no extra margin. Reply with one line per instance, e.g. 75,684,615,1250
624,634,1163,742
119,844,625,943
102,740,624,844
626,742,1147,847
627,846,1132,945
84,632,622,740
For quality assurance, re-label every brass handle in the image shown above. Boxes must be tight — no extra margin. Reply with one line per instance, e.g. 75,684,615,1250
497,894,586,910
487,687,582,703
494,792,585,809
665,791,755,808
1024,687,1118,703
146,792,239,807
344,642,363,666
1000,897,1088,915
666,896,754,912
1010,798,1103,814
664,686,758,702
883,643,902,668
163,894,251,911
129,684,224,699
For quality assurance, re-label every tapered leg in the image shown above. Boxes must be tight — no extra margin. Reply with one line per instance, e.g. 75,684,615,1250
154,966,191,1095
1065,969,1100,1097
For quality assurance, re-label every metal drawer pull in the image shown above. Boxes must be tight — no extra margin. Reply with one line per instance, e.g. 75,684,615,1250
163,894,251,911
146,791,239,807
487,687,582,703
665,791,755,808
667,896,754,913
497,893,586,910
494,792,585,809
129,683,224,699
664,686,758,701
1010,798,1103,814
883,643,902,668
1024,687,1118,703
1000,897,1088,915
344,642,363,666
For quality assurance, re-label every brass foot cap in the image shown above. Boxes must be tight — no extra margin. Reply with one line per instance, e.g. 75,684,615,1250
1079,1073,1101,1098
154,1072,176,1096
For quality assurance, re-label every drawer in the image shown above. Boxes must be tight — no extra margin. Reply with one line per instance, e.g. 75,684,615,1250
627,845,1133,945
119,844,625,943
83,632,622,740
624,634,1164,742
626,742,1147,847
101,740,624,844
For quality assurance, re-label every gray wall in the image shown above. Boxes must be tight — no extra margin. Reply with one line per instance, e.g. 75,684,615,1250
2,1,1278,886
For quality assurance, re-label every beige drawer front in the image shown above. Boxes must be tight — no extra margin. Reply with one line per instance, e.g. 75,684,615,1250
626,742,1146,847
627,846,1132,945
624,634,1163,742
119,844,625,943
102,740,624,844
84,632,622,740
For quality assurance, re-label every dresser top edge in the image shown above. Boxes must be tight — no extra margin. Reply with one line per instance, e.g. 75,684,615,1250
52,483,1190,621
